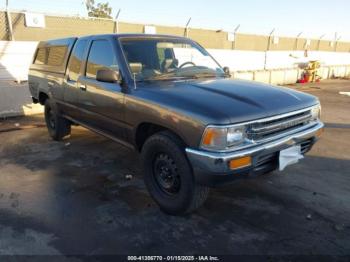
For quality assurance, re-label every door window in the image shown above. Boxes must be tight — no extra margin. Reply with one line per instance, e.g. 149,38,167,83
86,40,117,79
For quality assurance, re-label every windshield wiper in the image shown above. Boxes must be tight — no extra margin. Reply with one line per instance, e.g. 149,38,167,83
142,72,225,82
191,73,224,79
144,73,192,81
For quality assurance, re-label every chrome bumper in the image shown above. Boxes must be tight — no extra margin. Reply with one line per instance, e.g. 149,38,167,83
185,121,324,174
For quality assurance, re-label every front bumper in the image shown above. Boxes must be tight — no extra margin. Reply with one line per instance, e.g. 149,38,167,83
185,121,324,186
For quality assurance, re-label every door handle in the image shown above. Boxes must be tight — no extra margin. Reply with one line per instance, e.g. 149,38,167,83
79,84,87,91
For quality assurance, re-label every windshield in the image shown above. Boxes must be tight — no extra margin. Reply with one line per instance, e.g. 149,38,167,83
120,37,225,81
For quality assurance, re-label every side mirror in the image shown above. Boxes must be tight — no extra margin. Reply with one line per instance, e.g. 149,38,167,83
96,69,121,83
223,66,231,77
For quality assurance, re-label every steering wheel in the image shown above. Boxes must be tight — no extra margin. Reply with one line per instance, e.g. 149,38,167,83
179,61,196,68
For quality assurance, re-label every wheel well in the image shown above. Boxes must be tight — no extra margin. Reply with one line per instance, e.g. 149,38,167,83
38,92,49,105
135,123,184,151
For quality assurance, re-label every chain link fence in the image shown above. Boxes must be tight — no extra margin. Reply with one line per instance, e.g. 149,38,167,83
0,11,9,40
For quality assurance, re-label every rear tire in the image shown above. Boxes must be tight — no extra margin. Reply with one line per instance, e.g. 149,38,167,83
141,131,209,215
44,98,71,141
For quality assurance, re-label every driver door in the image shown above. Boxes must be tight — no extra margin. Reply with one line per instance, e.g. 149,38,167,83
77,38,126,141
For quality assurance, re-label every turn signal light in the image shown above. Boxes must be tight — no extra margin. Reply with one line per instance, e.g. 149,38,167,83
316,128,324,138
229,156,252,170
202,129,216,145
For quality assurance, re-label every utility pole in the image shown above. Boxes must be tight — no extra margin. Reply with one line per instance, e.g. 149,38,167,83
5,0,14,40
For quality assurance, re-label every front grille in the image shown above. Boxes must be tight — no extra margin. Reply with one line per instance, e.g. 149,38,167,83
247,109,313,142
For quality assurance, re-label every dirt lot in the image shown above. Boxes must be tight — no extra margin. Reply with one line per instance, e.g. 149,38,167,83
0,79,349,258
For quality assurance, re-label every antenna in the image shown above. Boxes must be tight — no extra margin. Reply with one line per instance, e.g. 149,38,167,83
133,73,137,90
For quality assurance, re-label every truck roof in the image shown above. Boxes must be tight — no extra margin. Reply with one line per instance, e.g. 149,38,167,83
39,34,188,45
37,37,77,48
112,33,188,39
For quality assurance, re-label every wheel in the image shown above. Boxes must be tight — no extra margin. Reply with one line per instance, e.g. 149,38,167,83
44,98,71,141
141,131,209,215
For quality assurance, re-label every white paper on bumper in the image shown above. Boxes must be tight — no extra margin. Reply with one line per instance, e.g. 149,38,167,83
279,145,303,171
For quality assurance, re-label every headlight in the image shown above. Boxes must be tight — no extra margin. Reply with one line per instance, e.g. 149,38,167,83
311,104,321,121
201,125,246,151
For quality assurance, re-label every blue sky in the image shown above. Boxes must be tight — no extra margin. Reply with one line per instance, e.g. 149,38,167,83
2,0,350,41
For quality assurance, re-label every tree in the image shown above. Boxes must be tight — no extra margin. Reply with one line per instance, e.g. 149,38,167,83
85,0,112,19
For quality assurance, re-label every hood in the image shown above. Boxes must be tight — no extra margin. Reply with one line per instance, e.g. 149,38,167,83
136,78,318,125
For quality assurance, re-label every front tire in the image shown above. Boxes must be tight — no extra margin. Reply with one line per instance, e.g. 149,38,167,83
141,131,209,215
44,98,71,141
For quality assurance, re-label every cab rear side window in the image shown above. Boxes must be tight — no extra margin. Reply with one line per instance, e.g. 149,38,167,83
67,39,87,82
47,46,67,66
34,48,47,65
34,46,67,66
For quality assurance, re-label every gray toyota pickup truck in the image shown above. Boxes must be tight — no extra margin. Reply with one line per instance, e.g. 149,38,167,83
28,34,324,215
